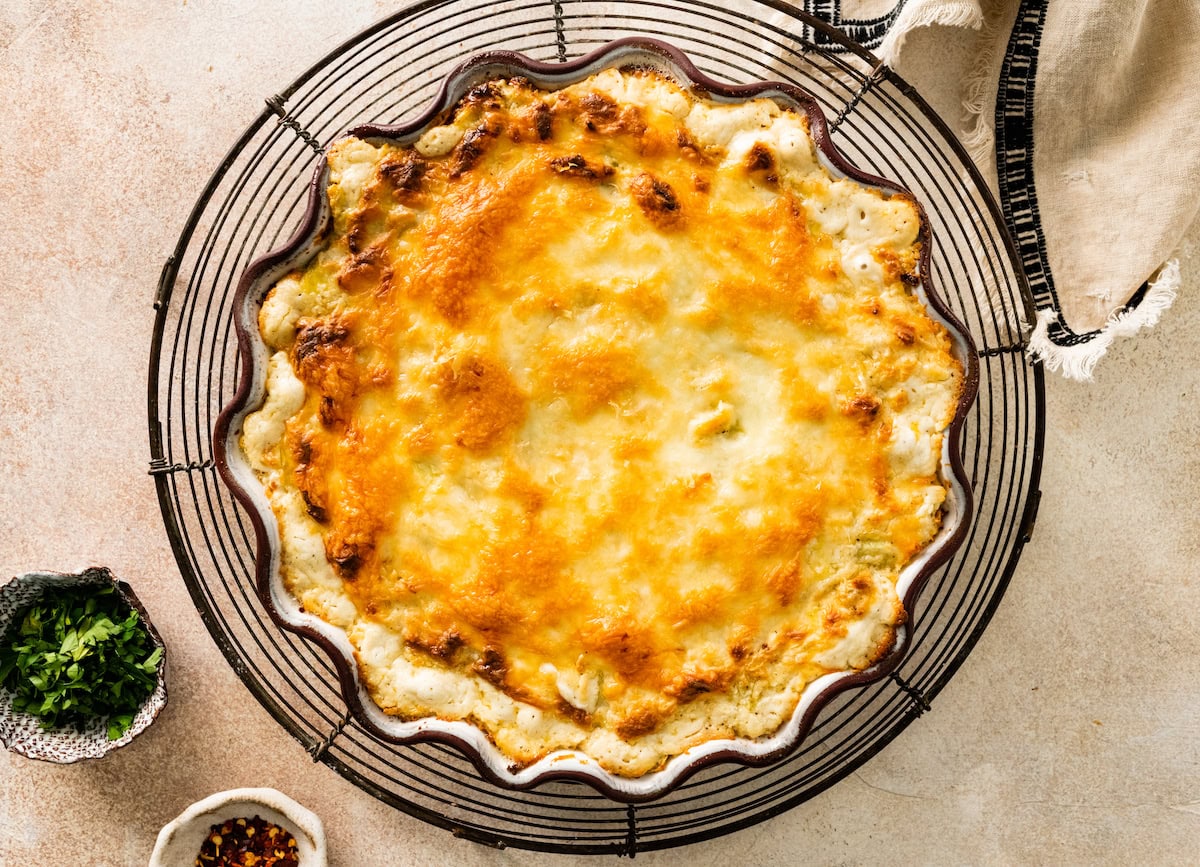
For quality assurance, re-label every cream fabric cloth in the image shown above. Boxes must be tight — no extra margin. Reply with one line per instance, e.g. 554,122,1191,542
803,0,1199,378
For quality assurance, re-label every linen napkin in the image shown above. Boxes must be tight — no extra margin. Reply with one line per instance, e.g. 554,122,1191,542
799,0,1199,379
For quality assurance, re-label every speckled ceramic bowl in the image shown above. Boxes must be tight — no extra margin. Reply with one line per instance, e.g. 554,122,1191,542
0,567,167,762
214,37,979,802
149,788,327,867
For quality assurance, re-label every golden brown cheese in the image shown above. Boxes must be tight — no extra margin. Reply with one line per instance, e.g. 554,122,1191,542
241,68,963,777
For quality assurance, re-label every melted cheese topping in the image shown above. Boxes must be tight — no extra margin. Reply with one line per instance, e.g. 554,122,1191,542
242,69,962,776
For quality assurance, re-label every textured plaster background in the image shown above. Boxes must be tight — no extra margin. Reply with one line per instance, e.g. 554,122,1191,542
1,2,1198,865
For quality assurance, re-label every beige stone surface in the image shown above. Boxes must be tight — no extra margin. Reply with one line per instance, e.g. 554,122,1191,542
1,2,1198,864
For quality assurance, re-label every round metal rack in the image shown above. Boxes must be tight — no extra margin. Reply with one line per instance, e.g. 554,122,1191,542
148,0,1044,855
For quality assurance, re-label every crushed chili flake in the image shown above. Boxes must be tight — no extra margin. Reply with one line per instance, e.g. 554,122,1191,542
195,815,300,867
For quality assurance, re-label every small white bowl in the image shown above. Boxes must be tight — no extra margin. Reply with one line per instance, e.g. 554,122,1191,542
0,567,167,762
149,788,327,867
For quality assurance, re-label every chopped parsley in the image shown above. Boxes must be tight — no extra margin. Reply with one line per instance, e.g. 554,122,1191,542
0,585,162,740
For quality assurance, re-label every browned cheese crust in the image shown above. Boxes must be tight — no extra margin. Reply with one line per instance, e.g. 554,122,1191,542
241,68,964,777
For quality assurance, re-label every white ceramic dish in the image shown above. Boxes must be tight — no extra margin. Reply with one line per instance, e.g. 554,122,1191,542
213,37,978,802
149,787,327,867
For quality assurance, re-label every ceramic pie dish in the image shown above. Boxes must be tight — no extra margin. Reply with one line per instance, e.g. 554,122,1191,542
214,37,978,801
149,787,327,867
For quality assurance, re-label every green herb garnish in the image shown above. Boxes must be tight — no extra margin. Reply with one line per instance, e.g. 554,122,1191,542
0,585,162,740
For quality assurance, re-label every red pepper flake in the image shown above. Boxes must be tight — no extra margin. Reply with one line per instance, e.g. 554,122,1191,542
195,815,300,867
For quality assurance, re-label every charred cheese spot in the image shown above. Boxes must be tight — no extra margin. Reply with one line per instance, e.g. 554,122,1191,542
325,535,368,580
380,154,427,194
290,432,329,523
472,647,508,687
291,318,359,408
666,666,734,703
532,101,553,140
293,318,349,369
568,90,648,138
450,123,497,177
675,128,707,162
409,627,464,661
745,142,781,185
615,706,666,740
746,142,775,172
337,244,391,295
628,172,681,228
843,393,883,425
548,153,614,180
461,81,502,110
579,91,617,122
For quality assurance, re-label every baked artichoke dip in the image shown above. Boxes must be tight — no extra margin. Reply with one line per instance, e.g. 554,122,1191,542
240,67,964,777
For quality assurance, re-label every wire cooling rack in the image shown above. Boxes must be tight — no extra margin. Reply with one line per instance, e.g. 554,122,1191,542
148,0,1044,854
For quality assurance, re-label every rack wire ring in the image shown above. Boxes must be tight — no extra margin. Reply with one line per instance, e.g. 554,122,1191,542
149,0,1044,854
